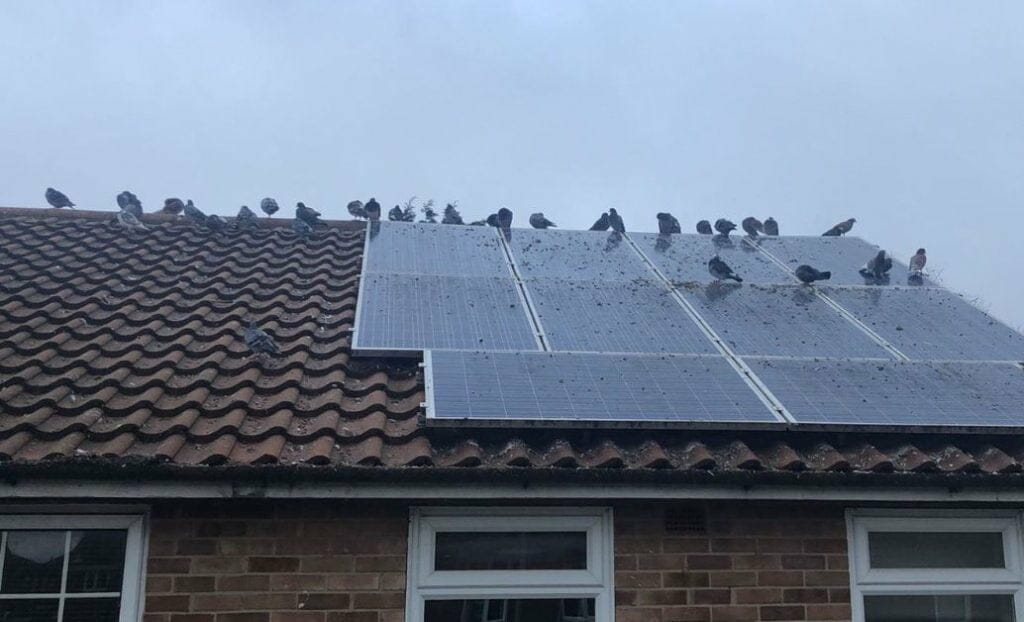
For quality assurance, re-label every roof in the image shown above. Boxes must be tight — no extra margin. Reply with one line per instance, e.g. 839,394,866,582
2,207,1024,485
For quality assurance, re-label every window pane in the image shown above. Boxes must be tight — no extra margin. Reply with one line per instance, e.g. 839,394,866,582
66,531,127,593
865,594,1014,622
434,532,587,570
1,531,66,594
0,598,59,622
868,532,1005,568
425,598,595,622
62,597,120,622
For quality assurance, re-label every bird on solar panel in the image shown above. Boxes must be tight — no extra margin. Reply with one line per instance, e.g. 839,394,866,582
714,218,737,237
657,212,681,234
763,217,779,236
347,200,366,219
795,264,831,284
296,202,322,227
364,198,382,221
696,220,713,234
162,198,185,215
590,212,611,231
45,187,75,209
443,203,464,225
244,321,280,356
388,205,404,221
236,205,259,229
708,256,743,282
497,207,513,229
859,250,892,283
292,218,313,238
822,218,856,236
910,248,927,274
529,212,556,229
116,191,143,217
116,208,149,232
184,200,206,226
260,197,279,217
741,217,763,238
608,208,625,232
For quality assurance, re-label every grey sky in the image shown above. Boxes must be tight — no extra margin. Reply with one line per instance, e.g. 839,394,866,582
2,1,1022,328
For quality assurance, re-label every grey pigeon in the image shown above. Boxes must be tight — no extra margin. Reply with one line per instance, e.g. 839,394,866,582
485,213,500,227
236,205,259,229
292,218,313,238
244,321,279,355
116,208,148,232
116,191,142,216
741,217,763,238
260,197,279,217
910,248,927,274
763,217,779,236
859,250,892,280
696,220,713,235
708,256,742,282
364,198,382,221
657,213,681,234
714,218,737,236
608,208,625,233
529,212,556,229
795,264,831,284
590,212,610,231
162,198,185,215
497,207,513,229
823,218,856,237
184,200,206,225
347,200,366,219
45,187,74,209
442,203,464,225
296,202,321,227
206,214,227,233
388,205,404,221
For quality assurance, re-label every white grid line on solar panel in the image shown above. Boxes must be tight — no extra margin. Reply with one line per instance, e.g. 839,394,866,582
504,229,654,280
744,357,1024,426
362,221,511,277
354,273,541,352
428,350,780,422
822,287,1024,361
756,236,932,286
630,232,794,284
672,283,894,359
522,277,717,355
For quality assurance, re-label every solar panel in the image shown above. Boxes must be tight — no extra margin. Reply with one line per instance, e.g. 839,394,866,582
524,278,716,354
428,350,780,423
757,236,931,286
677,284,891,358
824,287,1024,361
505,229,653,280
354,274,540,352
363,221,510,277
631,233,790,284
745,357,1024,427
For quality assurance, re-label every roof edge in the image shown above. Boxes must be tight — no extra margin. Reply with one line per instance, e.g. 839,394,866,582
0,206,366,230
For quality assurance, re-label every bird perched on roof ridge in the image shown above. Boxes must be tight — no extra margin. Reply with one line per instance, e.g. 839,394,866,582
162,198,185,215
708,256,742,282
608,208,625,233
236,205,259,229
45,187,74,209
364,198,381,221
347,200,366,219
244,321,279,356
116,208,148,232
388,205,404,221
910,248,927,274
822,218,856,237
116,191,142,217
529,212,555,229
859,250,892,281
696,220,713,235
442,203,464,225
795,265,831,284
260,197,279,217
206,214,227,233
714,218,736,236
741,217,763,238
296,202,321,227
590,212,610,231
763,217,779,236
184,200,206,226
657,213,681,235
497,207,513,229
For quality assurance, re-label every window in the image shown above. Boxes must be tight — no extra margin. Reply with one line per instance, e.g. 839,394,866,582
848,510,1024,622
0,514,146,622
406,508,613,622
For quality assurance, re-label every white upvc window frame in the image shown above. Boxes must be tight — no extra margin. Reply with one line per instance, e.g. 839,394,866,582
0,513,148,622
405,507,614,622
847,509,1024,622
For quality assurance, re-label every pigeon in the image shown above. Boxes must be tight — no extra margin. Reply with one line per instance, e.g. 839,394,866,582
162,198,185,215
822,218,856,237
910,248,927,274
260,197,279,217
485,213,500,227
244,321,279,356
657,213,681,235
696,220,713,235
795,264,831,284
364,199,381,221
741,217,763,238
714,218,737,236
184,200,206,225
45,187,74,209
859,250,893,280
116,191,142,217
708,256,743,282
442,203,464,225
529,212,556,229
347,200,366,219
608,208,625,233
497,207,513,229
116,208,148,232
296,202,321,227
590,212,610,231
292,218,313,238
236,205,259,229
763,217,779,236
206,214,227,233
388,205,404,221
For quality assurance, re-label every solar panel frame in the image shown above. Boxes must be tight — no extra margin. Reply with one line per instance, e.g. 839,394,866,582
756,235,933,286
630,232,794,285
362,221,512,278
505,229,655,281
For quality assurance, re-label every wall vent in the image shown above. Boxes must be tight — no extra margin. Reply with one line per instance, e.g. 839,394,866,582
664,507,707,534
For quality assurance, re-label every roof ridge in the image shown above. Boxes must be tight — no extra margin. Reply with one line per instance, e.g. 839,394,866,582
0,206,365,230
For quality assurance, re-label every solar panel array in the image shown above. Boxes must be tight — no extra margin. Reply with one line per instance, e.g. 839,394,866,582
354,222,1024,429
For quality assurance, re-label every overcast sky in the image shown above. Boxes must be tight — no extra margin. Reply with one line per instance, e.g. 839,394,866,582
2,1,1022,328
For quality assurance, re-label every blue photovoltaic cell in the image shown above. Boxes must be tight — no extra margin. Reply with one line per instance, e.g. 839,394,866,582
677,284,890,358
825,287,1024,361
506,229,652,281
363,222,510,277
429,350,778,422
757,236,931,286
631,233,791,284
746,357,1024,427
354,274,539,352
525,278,715,354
